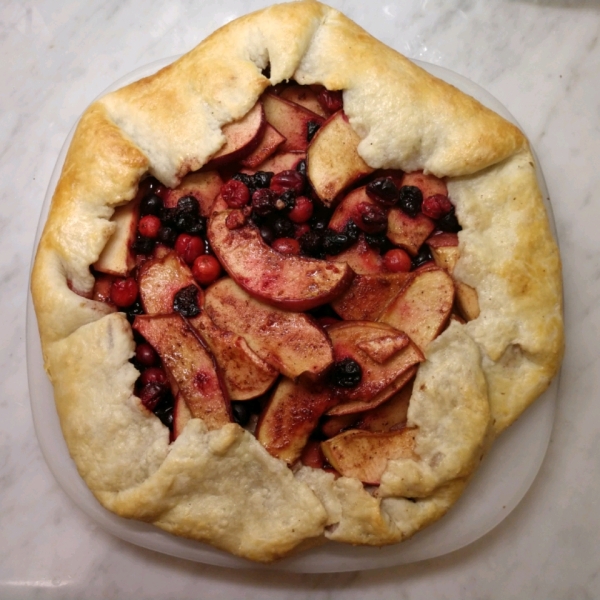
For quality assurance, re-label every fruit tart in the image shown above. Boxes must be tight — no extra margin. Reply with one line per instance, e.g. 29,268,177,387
31,0,564,563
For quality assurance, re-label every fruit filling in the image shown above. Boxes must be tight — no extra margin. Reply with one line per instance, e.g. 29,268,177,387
88,82,479,485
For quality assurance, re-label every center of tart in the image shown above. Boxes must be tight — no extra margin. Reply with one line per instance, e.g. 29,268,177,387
88,82,479,486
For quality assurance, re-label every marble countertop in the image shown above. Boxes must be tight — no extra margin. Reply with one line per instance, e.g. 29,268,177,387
2,0,599,597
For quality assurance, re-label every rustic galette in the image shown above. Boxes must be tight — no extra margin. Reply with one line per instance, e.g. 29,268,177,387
31,1,564,562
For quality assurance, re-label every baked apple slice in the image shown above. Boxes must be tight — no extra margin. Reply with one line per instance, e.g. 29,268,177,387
172,393,192,440
427,232,460,273
240,123,286,169
240,151,305,176
164,170,223,215
321,428,417,485
387,209,435,256
330,235,385,275
328,186,377,232
256,378,336,465
94,198,140,276
133,314,232,430
204,278,333,379
208,209,354,311
307,111,375,205
455,281,480,321
379,268,455,352
355,377,414,433
262,93,324,152
206,102,266,167
279,85,328,117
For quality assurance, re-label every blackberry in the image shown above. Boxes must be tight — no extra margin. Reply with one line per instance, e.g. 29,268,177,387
125,301,144,324
321,229,352,256
131,235,154,255
411,245,433,269
173,285,201,318
330,358,362,388
437,208,462,233
299,230,323,258
153,391,175,429
157,226,178,247
366,177,399,206
140,193,163,216
252,171,273,189
252,188,278,217
307,120,321,142
232,172,254,188
398,185,423,218
272,217,295,239
364,232,389,251
160,206,178,229
343,220,360,244
176,195,199,215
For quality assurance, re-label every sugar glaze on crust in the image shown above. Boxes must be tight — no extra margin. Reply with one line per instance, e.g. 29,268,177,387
31,1,563,562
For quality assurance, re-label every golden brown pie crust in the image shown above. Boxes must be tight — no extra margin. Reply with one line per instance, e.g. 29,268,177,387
31,0,563,562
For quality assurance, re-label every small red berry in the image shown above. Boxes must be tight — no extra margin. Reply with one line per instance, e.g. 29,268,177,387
175,233,204,265
356,202,387,234
269,170,305,195
288,196,314,223
110,277,139,307
272,237,301,255
317,88,343,114
192,255,222,286
221,179,250,208
136,343,158,367
138,215,161,238
384,249,412,273
140,367,168,388
139,384,164,411
422,194,453,219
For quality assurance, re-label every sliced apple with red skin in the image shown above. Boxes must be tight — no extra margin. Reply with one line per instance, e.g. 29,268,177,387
206,102,266,167
94,197,140,276
164,170,223,215
208,209,354,311
172,393,192,440
401,171,448,198
355,377,414,433
279,85,328,118
455,281,480,321
133,314,232,430
387,209,436,256
328,186,378,233
189,311,278,400
300,440,328,469
320,427,417,484
138,251,203,315
240,123,286,169
262,93,324,153
256,378,337,464
240,152,305,176
329,235,385,275
326,321,424,412
427,232,459,274
307,111,375,206
379,268,455,352
204,278,333,379
331,272,411,321
320,413,359,438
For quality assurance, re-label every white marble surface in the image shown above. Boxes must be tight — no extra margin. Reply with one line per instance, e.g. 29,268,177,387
1,0,599,597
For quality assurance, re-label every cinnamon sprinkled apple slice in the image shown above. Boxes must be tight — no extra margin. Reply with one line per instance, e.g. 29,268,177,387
208,209,354,311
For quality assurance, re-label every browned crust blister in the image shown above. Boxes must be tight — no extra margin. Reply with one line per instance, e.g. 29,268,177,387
31,1,563,562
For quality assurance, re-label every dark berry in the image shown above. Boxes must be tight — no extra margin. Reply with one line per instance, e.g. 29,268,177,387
252,188,278,217
330,358,362,388
252,171,273,189
307,120,321,141
364,232,388,251
277,190,296,213
139,383,165,412
153,392,174,428
398,186,423,218
183,216,206,237
111,277,139,308
421,194,453,219
299,230,323,257
140,193,163,216
321,229,352,256
176,195,200,215
173,284,202,318
272,237,300,255
131,235,154,255
356,202,388,234
160,206,178,228
136,343,158,367
125,301,145,324
366,177,400,206
296,159,307,176
140,367,168,388
232,173,254,188
259,223,276,245
157,226,178,247
411,245,433,269
437,208,462,233
270,170,305,195
343,220,360,244
272,217,295,239
231,401,251,427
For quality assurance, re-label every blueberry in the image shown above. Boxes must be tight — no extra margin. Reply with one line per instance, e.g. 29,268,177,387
364,232,388,251
366,177,399,206
437,208,462,233
330,358,362,388
299,230,323,258
272,217,295,238
173,285,201,318
411,245,433,269
157,226,178,247
140,193,163,216
321,229,352,256
398,185,423,218
343,220,359,243
153,392,175,429
125,300,145,324
259,224,276,245
307,120,321,142
252,171,273,189
231,401,251,426
131,235,154,255
176,195,199,215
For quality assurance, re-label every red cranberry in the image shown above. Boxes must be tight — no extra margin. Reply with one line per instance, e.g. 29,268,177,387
136,343,158,367
384,248,412,272
140,367,168,388
138,215,161,238
175,233,204,265
356,202,388,234
92,275,114,303
252,188,278,217
288,196,314,223
225,211,247,230
221,179,250,208
272,238,301,255
366,177,400,206
422,194,453,219
192,255,222,285
317,88,343,114
269,170,305,195
139,383,164,411
110,277,139,307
